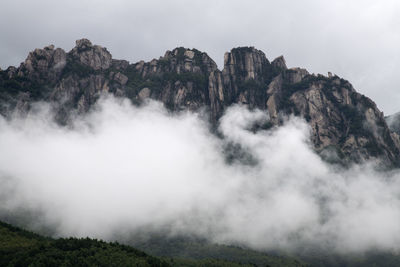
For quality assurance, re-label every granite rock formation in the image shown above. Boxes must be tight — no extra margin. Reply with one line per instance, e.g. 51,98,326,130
1,39,399,166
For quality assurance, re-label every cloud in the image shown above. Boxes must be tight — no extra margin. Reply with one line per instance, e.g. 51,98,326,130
1,96,400,254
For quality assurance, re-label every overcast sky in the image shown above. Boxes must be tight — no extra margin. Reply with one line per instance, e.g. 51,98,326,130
1,0,399,114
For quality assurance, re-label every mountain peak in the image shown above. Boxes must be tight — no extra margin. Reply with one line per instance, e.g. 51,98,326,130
271,55,287,70
1,40,399,166
69,39,112,70
75,38,93,49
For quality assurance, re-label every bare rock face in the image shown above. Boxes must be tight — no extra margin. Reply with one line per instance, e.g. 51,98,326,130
221,47,274,109
113,72,128,86
18,44,67,84
271,56,287,70
223,47,269,82
286,68,309,84
1,39,400,166
48,40,121,120
266,74,284,123
111,59,129,71
130,47,224,121
52,74,110,113
285,76,399,164
69,39,112,70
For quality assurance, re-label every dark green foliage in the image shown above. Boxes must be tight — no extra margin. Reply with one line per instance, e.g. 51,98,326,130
278,73,367,138
158,58,171,68
0,220,47,241
2,220,305,267
223,142,259,166
123,63,209,105
123,66,164,100
279,82,299,111
166,257,255,267
133,236,306,267
27,81,47,99
298,249,400,267
230,47,256,54
2,79,23,93
264,64,281,82
35,54,47,61
358,95,375,109
134,235,400,267
237,79,268,108
0,72,47,101
0,221,169,267
163,72,208,89
238,79,265,93
338,103,384,156
175,47,187,61
0,74,28,95
62,58,97,78
279,74,345,109
279,73,322,111
276,73,389,159
192,49,204,65
340,105,364,135
77,46,92,53
170,48,209,73
365,140,384,156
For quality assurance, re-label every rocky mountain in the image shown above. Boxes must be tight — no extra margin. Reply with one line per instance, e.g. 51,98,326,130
1,39,399,166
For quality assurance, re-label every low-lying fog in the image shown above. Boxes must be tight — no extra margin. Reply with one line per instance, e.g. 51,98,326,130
1,96,400,254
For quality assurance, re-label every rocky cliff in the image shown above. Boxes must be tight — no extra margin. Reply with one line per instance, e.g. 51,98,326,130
1,39,399,166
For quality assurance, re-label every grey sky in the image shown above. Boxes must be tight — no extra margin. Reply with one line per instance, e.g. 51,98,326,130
1,0,399,114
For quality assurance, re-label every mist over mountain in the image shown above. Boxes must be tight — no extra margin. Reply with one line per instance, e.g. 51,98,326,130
2,40,400,265
2,39,399,167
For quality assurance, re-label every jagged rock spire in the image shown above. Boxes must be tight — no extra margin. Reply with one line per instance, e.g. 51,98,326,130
69,38,112,70
271,56,287,70
1,39,399,166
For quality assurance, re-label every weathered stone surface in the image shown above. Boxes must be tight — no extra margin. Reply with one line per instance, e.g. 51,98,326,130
6,66,17,79
184,50,195,59
1,39,400,166
271,56,287,70
286,68,309,84
266,74,284,123
69,38,112,70
112,59,129,70
138,87,151,100
17,45,67,83
113,72,128,85
51,73,110,117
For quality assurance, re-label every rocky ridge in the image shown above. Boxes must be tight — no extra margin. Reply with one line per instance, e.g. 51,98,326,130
1,39,399,166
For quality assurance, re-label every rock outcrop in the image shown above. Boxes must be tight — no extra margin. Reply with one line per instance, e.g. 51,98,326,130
130,47,221,116
69,39,112,70
1,39,399,166
17,44,67,84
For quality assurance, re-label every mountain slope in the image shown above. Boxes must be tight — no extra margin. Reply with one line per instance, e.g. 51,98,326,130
0,220,306,267
0,220,169,266
4,219,400,267
0,39,399,166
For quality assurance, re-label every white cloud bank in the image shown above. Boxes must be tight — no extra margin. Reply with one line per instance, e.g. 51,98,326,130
1,96,400,254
